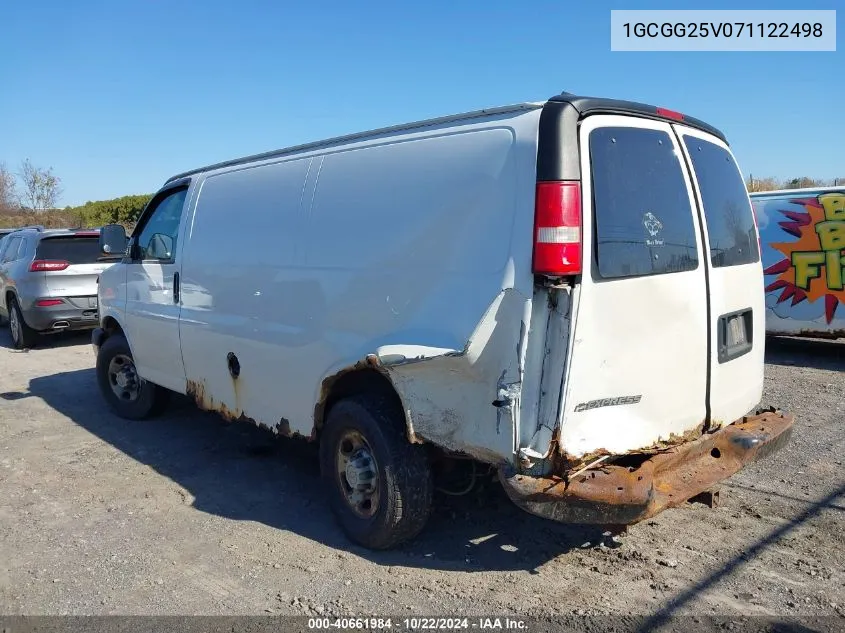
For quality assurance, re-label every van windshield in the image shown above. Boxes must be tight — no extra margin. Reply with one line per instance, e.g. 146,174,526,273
683,136,760,268
36,237,101,265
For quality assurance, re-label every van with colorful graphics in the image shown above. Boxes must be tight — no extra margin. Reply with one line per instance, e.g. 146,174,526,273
751,186,845,338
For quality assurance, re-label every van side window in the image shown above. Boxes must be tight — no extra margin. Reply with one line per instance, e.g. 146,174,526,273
589,127,699,279
683,137,760,268
135,188,188,262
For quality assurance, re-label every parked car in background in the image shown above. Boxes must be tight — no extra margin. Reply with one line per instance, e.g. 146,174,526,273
0,227,116,348
93,91,793,549
751,186,845,338
1,225,45,235
0,231,11,257
0,226,46,247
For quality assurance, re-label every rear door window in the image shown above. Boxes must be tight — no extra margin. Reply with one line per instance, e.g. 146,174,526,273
36,237,101,265
589,127,699,279
683,136,760,268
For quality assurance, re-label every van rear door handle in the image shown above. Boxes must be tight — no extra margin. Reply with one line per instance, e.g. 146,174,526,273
173,272,180,304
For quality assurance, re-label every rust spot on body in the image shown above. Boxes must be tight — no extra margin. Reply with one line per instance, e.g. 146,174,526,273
646,420,708,451
187,379,213,411
312,360,370,432
186,379,256,426
232,376,241,412
186,379,312,441
312,357,398,440
557,421,708,474
500,410,795,526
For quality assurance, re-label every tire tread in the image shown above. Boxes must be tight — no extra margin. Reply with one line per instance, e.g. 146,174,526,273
96,333,169,420
320,393,432,550
8,297,38,349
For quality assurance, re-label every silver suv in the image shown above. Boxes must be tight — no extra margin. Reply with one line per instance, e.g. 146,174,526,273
0,227,114,348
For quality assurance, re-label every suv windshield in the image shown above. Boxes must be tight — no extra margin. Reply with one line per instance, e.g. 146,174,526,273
36,236,101,265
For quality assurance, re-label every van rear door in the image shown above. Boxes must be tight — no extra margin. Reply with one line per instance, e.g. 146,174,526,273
679,128,764,427
559,115,710,460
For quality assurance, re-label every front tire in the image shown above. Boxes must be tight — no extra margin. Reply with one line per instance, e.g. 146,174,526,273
319,394,433,550
8,297,38,349
96,333,170,419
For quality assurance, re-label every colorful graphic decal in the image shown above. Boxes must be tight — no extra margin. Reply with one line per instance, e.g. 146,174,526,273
763,193,845,324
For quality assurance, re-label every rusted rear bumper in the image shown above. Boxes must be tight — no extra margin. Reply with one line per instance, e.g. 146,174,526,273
499,410,794,525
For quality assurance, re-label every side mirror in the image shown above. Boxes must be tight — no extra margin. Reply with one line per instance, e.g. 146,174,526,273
149,233,174,259
100,224,127,258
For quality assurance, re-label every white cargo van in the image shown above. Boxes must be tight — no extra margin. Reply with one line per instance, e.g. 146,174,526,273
93,92,794,549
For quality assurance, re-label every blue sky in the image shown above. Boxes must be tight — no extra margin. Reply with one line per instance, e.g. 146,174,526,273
0,0,842,206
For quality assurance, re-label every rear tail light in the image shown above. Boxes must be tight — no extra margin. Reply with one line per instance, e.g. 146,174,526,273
532,181,582,276
30,260,70,272
35,299,64,307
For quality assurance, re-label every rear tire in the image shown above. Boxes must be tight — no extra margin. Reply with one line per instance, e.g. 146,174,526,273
96,333,170,419
319,394,433,550
8,297,38,350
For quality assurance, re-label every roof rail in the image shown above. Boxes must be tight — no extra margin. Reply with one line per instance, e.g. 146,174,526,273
164,102,544,183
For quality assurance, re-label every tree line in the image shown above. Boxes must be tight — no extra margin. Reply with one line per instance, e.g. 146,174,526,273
0,159,63,214
746,176,843,193
2,159,843,231
0,160,151,230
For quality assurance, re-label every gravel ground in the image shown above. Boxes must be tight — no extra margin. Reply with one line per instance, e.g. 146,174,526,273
0,330,842,623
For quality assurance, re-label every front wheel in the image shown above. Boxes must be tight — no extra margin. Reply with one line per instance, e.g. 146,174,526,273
319,394,433,550
96,333,169,419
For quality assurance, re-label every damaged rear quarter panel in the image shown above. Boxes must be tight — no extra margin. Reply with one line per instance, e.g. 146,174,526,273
381,287,533,465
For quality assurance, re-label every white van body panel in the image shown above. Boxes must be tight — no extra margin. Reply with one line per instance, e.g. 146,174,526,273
178,156,316,428
97,270,128,343
175,108,545,462
679,127,765,427
559,115,709,459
